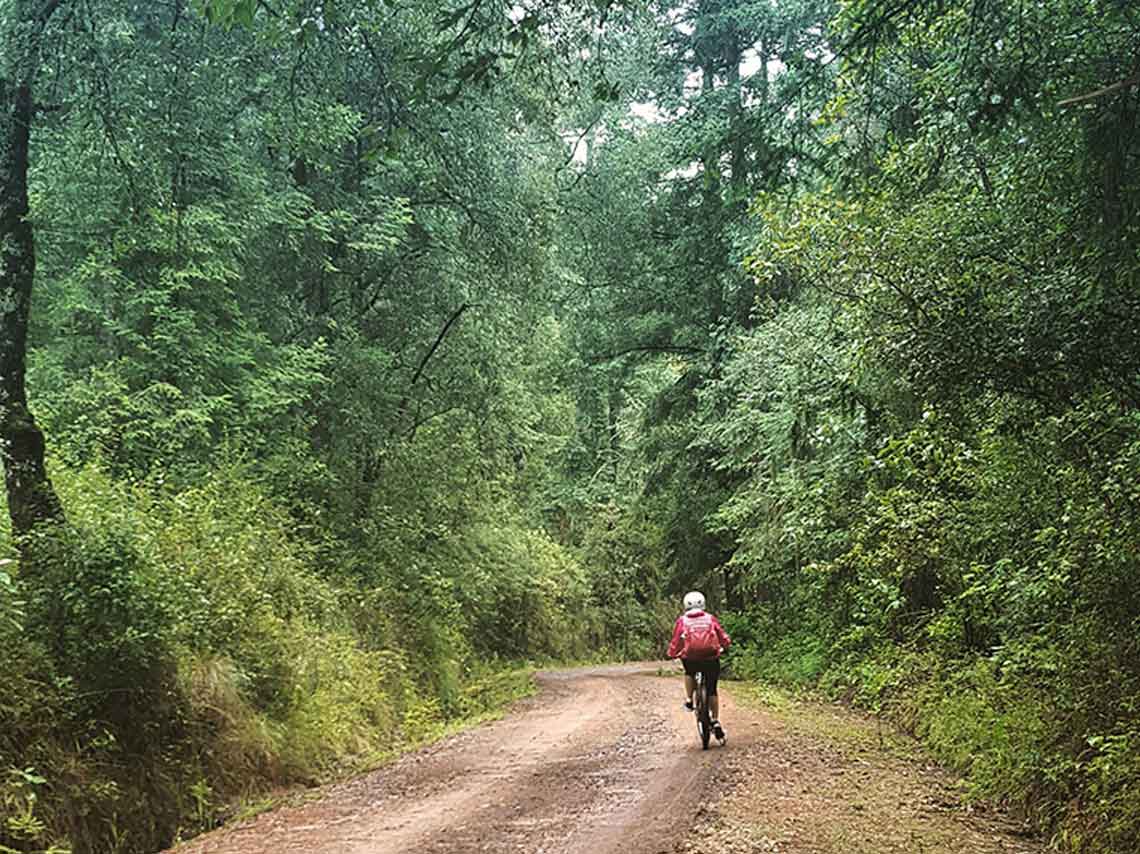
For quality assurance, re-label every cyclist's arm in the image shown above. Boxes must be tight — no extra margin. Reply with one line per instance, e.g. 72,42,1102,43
666,617,685,659
713,617,731,651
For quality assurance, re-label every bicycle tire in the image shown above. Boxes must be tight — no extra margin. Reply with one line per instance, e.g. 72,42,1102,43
696,672,711,750
692,673,703,741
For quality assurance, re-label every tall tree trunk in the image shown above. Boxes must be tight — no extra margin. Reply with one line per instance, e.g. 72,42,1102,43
695,2,720,204
607,382,622,487
725,32,746,207
0,1,66,539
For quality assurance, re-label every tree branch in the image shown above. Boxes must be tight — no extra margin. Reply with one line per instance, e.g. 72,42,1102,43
388,302,480,439
1058,73,1140,108
410,302,474,389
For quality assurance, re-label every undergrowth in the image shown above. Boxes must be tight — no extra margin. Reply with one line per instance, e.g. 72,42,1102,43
728,631,1140,853
0,463,631,854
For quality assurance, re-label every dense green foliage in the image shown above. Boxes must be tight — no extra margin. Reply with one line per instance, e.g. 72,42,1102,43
2,465,595,853
559,1,1140,851
2,0,1138,851
1,3,664,852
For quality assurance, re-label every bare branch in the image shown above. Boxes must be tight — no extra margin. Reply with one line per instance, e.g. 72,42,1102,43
409,302,475,389
1058,73,1140,108
389,302,481,439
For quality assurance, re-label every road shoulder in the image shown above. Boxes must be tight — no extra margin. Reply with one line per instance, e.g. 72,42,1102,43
684,682,1045,854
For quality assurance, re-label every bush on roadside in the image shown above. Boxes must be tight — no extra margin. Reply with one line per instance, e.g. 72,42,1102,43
1,460,629,854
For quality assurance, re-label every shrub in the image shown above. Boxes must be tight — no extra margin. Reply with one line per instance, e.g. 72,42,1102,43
1,462,588,853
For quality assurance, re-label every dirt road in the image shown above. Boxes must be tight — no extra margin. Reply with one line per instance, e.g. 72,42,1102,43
169,663,1043,854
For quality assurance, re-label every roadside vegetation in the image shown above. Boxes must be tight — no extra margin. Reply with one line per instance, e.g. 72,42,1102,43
1,1,1137,853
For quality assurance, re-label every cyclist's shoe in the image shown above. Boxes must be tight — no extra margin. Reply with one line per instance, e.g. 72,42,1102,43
683,700,694,712
712,720,726,741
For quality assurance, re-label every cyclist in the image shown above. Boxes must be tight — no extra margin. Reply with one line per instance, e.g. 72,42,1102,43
667,590,731,741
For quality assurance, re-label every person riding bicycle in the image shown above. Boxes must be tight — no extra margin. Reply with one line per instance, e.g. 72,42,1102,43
667,590,731,741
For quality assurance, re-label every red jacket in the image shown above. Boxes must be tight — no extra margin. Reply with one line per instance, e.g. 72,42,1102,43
667,609,731,661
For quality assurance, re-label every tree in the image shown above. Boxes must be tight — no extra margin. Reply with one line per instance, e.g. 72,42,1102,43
0,0,67,538
549,0,836,603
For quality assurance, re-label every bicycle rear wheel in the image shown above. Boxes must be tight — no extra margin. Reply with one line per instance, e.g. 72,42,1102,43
695,672,711,749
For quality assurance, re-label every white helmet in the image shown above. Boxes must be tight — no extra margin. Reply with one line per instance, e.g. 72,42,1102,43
683,591,706,612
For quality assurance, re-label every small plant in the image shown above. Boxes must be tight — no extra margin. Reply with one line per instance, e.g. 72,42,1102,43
1,767,70,854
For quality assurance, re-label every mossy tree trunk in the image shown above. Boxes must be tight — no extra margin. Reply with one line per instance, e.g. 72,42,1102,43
0,1,66,539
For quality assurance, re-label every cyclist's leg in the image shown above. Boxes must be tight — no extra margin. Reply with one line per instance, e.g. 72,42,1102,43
705,659,722,723
681,659,697,708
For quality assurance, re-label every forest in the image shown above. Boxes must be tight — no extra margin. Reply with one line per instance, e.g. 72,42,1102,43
1,0,1137,852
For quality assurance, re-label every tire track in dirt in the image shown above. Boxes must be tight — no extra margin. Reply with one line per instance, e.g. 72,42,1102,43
167,664,725,854
167,664,1045,854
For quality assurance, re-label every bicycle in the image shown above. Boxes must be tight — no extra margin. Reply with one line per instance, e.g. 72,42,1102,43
692,670,725,749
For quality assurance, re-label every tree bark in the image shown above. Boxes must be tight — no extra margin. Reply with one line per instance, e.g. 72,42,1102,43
0,2,66,539
695,2,720,205
725,31,746,207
